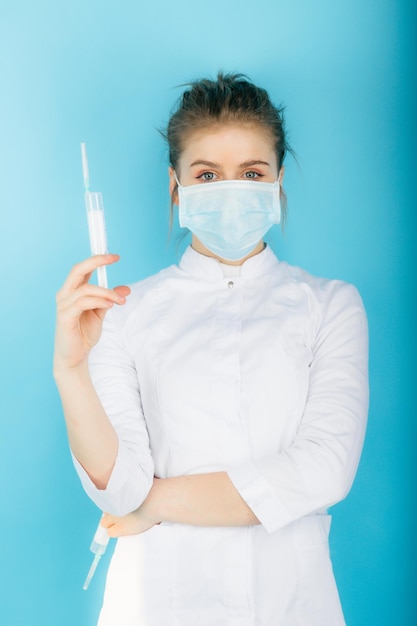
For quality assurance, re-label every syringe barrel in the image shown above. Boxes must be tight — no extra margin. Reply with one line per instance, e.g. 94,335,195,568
90,522,110,556
85,191,108,256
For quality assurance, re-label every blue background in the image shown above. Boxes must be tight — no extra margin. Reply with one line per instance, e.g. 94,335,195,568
0,0,415,624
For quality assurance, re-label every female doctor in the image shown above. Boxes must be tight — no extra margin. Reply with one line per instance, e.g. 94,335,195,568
54,73,369,625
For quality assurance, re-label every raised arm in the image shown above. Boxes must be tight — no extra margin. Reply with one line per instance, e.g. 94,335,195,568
53,254,129,489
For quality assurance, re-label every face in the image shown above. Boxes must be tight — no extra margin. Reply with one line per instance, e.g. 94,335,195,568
169,124,284,264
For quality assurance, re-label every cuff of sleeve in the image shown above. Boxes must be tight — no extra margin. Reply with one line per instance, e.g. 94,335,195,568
227,462,292,534
71,451,144,515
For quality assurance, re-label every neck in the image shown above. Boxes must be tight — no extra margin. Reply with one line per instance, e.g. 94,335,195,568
191,237,265,266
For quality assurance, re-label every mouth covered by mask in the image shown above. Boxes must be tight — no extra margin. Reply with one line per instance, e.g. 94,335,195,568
176,177,281,261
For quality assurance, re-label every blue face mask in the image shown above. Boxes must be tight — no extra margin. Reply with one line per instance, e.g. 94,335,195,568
176,177,281,261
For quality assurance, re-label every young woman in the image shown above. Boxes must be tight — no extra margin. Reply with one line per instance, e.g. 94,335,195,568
54,73,368,625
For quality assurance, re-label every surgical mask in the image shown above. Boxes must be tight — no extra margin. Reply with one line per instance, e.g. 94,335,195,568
176,176,281,261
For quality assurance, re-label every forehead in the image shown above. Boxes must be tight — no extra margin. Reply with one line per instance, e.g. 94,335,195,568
179,123,276,164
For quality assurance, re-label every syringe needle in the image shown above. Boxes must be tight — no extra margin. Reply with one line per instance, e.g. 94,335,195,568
83,553,101,591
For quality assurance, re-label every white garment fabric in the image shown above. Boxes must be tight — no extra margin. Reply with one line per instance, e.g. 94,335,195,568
74,245,369,625
219,261,242,278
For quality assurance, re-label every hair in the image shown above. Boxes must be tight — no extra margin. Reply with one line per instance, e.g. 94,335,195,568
161,71,293,226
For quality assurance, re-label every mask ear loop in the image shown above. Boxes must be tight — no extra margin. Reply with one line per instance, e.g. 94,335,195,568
168,171,181,236
172,171,187,230
277,166,286,229
170,172,191,251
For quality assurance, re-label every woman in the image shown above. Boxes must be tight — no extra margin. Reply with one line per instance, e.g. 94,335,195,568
54,73,369,625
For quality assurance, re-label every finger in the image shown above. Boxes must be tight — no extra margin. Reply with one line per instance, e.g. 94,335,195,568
62,254,119,294
106,525,123,538
57,283,130,315
58,254,120,298
113,285,131,298
57,297,119,324
101,513,117,529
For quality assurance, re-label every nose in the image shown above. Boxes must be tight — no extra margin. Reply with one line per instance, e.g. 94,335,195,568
218,189,242,237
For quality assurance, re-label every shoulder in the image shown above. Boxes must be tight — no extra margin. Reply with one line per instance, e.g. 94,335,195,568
273,260,367,348
277,260,365,312
267,262,368,377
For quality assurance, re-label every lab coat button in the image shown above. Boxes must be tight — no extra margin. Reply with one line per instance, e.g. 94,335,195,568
227,281,234,288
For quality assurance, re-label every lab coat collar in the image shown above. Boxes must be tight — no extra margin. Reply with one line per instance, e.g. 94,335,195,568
179,245,280,281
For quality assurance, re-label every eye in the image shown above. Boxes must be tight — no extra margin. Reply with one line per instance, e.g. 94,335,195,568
197,171,217,182
243,170,263,180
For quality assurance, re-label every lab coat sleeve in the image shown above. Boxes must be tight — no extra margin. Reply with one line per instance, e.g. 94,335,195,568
71,306,154,516
227,281,369,534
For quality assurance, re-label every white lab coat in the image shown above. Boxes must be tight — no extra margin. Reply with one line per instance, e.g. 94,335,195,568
74,245,368,625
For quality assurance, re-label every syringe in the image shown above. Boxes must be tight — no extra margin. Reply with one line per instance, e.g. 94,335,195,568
83,520,110,590
81,143,108,288
80,143,111,590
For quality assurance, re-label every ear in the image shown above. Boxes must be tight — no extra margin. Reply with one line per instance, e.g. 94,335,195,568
168,166,179,205
278,166,285,185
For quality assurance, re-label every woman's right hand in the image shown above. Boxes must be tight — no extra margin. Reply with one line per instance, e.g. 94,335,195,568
54,254,130,373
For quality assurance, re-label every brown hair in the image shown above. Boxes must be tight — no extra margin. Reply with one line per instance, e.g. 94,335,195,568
161,71,293,224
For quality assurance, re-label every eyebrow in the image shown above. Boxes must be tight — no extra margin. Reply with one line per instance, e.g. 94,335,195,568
189,159,272,169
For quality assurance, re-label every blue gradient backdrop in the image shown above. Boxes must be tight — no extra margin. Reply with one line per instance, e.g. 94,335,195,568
0,1,415,624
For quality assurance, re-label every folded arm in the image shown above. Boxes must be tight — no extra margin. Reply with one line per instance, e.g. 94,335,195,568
102,281,368,537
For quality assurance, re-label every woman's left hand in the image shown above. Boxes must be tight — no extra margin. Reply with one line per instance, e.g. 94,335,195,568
101,479,161,537
101,510,156,538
